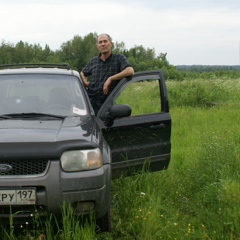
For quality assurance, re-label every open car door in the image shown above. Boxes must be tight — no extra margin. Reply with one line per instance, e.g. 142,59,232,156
97,70,171,179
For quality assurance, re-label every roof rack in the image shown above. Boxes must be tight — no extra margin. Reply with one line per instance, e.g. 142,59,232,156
0,63,71,70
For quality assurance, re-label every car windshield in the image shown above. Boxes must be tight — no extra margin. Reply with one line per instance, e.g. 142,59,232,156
0,74,87,117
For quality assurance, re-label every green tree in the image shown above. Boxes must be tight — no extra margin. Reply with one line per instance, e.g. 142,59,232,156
0,41,15,64
14,41,34,63
0,32,183,79
59,32,98,71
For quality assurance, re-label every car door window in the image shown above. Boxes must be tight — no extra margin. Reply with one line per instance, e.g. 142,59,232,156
114,79,161,116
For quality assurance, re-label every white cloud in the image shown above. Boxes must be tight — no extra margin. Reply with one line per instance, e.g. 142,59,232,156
0,0,239,65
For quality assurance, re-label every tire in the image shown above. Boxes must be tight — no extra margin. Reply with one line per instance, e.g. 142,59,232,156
96,206,112,232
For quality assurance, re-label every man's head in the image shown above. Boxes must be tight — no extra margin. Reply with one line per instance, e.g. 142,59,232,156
97,34,113,56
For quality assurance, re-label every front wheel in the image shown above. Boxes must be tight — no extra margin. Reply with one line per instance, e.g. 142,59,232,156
96,205,112,232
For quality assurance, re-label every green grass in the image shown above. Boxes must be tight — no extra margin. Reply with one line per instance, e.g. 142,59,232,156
109,78,240,239
1,78,240,239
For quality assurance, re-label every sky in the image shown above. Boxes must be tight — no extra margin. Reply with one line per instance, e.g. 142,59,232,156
1,0,240,66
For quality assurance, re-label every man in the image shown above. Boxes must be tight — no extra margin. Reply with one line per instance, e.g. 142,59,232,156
80,33,134,114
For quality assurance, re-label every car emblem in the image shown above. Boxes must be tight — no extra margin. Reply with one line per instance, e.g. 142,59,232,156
0,164,13,173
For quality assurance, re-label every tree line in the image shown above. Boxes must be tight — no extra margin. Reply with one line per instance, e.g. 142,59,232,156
1,32,239,80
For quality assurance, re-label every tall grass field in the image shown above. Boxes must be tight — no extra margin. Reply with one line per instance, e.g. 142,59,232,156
1,78,240,239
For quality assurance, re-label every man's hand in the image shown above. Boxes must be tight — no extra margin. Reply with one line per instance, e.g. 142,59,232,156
103,66,134,95
84,81,90,88
80,72,90,88
103,78,112,95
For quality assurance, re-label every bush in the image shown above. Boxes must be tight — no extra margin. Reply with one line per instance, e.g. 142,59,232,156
167,79,230,108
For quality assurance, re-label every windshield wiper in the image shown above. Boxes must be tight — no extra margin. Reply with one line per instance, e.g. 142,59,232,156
2,113,66,120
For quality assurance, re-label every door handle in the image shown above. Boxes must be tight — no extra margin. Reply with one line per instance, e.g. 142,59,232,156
150,123,166,129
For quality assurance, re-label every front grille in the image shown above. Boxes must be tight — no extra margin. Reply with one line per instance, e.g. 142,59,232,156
0,159,49,177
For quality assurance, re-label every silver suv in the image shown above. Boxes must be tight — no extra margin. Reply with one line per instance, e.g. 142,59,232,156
0,64,171,231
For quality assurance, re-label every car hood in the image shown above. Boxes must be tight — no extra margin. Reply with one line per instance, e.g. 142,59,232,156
0,116,93,143
0,116,102,159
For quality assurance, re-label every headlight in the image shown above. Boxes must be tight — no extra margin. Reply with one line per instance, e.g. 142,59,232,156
61,148,102,172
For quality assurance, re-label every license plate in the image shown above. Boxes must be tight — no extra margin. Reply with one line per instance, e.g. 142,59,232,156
0,189,36,205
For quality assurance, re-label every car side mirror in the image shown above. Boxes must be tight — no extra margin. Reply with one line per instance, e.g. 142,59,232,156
103,104,132,127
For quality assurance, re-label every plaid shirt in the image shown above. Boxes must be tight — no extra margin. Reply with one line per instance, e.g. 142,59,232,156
82,53,131,102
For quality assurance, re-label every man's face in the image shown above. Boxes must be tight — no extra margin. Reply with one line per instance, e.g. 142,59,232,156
97,35,112,55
